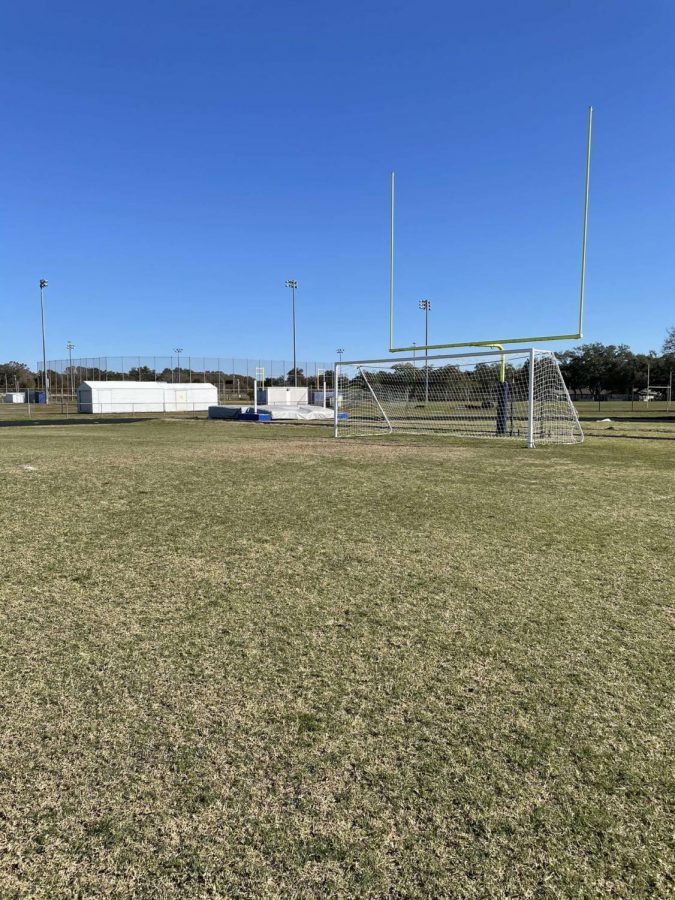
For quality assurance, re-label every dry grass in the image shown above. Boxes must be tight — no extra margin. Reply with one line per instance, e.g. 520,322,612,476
0,420,673,897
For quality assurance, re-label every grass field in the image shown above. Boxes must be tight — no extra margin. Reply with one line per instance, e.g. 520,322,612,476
1,419,673,897
1,397,672,425
574,399,674,418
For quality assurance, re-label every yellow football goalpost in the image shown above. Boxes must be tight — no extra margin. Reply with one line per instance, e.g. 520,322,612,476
333,108,592,447
387,107,593,364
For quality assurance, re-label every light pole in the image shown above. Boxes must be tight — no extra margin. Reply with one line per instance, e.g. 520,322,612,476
412,341,417,365
285,280,298,386
67,341,75,399
174,347,183,382
419,299,431,403
39,279,49,402
335,348,344,393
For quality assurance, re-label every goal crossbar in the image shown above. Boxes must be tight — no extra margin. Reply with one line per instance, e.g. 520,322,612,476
338,347,539,367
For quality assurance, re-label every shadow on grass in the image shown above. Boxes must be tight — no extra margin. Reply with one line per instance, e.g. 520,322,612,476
578,415,675,423
591,432,675,441
0,417,151,428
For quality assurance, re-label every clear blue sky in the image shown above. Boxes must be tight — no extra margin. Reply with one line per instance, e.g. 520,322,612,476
2,0,674,367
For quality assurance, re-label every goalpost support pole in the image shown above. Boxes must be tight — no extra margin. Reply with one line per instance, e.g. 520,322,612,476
496,381,509,435
527,348,536,449
253,379,258,414
486,342,509,435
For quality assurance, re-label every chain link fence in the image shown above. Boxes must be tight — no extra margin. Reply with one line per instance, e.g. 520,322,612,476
37,355,335,402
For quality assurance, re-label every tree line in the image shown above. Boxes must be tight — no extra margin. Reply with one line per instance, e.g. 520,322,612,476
351,329,674,400
557,327,674,398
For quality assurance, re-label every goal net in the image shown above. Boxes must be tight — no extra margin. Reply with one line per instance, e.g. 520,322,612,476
334,348,583,447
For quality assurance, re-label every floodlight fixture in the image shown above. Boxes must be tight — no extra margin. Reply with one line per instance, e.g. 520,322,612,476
174,347,184,382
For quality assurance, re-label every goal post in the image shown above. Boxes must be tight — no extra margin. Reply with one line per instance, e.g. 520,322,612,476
333,348,583,447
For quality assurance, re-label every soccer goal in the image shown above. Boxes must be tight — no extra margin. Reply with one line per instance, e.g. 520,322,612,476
334,348,583,447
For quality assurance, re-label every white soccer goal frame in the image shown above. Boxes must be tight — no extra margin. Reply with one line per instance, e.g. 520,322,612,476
333,347,584,448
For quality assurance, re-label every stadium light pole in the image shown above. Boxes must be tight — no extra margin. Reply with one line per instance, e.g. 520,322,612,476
174,347,183,382
39,279,49,402
285,280,298,386
419,299,431,402
335,348,344,393
67,341,75,399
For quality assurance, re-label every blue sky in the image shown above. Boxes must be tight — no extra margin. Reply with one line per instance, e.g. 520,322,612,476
2,0,674,367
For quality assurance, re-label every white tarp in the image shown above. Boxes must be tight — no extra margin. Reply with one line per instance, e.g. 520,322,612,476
77,381,218,413
208,403,334,422
259,404,334,421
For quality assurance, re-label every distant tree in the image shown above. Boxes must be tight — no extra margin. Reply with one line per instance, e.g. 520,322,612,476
0,361,36,390
663,326,675,356
127,365,157,381
557,343,641,397
286,368,306,385
557,349,585,397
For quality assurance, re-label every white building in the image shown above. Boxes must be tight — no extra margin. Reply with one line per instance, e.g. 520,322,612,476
3,392,25,403
256,386,309,406
77,381,218,413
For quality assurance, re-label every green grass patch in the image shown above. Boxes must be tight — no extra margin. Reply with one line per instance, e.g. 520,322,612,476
574,399,674,419
0,420,673,896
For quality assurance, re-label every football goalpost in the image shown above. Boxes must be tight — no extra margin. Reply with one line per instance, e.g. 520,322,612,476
333,347,583,447
331,107,592,447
